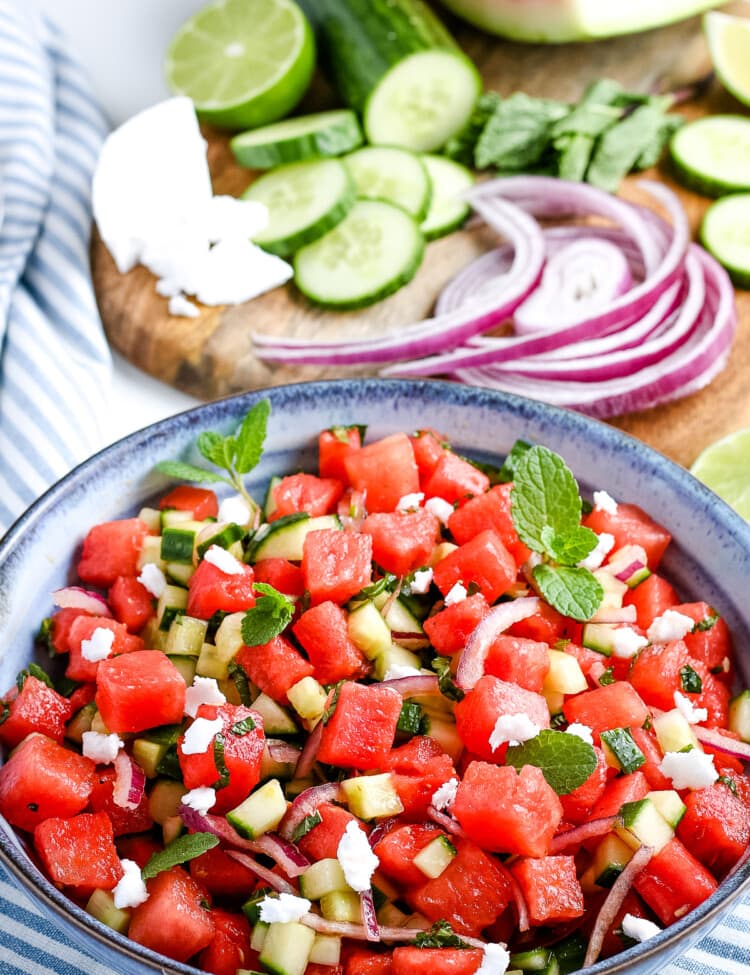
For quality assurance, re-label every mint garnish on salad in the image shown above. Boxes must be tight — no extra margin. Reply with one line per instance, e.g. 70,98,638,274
141,832,219,881
510,445,604,621
241,583,295,646
506,729,597,795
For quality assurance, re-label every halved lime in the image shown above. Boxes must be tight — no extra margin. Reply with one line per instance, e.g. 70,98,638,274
691,427,750,521
705,11,750,108
165,0,315,130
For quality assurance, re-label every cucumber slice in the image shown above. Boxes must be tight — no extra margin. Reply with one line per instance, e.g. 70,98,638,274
232,110,364,169
420,154,473,240
700,193,750,289
294,200,424,309
670,115,750,197
244,158,356,257
248,513,341,562
344,146,432,220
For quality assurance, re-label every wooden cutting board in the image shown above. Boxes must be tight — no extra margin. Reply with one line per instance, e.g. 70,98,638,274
92,9,750,469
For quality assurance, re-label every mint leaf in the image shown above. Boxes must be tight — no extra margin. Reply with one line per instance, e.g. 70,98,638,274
497,438,532,483
230,715,256,736
240,583,294,647
322,681,345,725
506,729,597,795
432,656,465,702
693,612,720,633
154,460,228,485
587,104,668,192
213,733,230,789
511,446,582,553
16,663,54,692
679,664,702,694
141,832,219,880
533,564,603,622
475,93,568,170
540,525,599,566
291,810,323,843
414,921,468,950
234,399,270,475
227,661,253,706
0,701,10,726
197,431,235,472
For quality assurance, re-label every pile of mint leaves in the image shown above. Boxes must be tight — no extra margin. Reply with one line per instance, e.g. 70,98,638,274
446,78,683,191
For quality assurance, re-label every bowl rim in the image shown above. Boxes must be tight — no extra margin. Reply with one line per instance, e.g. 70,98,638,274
1,376,749,975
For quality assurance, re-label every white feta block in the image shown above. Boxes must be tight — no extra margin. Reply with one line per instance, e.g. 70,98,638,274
138,562,167,598
259,892,312,924
425,497,454,525
396,492,424,512
182,787,217,815
673,691,708,726
611,626,649,660
444,582,467,607
431,777,459,812
410,568,433,594
566,723,594,746
621,913,662,943
593,490,618,515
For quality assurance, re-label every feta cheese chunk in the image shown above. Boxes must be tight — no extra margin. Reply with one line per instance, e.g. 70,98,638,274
410,568,433,594
647,610,695,644
566,723,594,746
593,490,618,515
81,626,115,663
82,731,123,764
489,713,540,752
444,582,467,606
578,532,615,571
425,497,454,525
659,749,718,790
182,787,217,815
611,626,649,659
431,777,459,812
337,820,379,893
185,676,227,718
181,716,224,755
218,494,252,526
203,544,245,575
258,892,312,924
476,943,511,975
138,562,167,598
383,663,423,681
673,691,708,725
621,913,662,943
113,859,149,909
396,492,424,512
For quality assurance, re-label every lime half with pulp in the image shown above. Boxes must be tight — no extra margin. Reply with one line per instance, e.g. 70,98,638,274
705,10,750,108
166,0,315,130
691,427,750,521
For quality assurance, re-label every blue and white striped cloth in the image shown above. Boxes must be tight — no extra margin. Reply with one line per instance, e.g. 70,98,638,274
0,2,749,974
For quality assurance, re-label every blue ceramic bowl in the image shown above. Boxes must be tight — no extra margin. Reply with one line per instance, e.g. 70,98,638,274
1,379,748,975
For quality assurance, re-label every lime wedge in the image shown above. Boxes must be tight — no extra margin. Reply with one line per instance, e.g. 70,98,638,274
705,10,750,108
165,0,315,130
690,427,750,521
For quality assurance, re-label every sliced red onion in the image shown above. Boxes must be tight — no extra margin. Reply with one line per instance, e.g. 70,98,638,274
294,716,325,780
456,597,540,691
589,606,638,624
225,850,297,894
52,586,111,617
426,806,467,838
360,889,381,942
380,675,441,697
615,561,648,583
112,752,145,810
279,783,343,841
300,913,488,949
551,816,618,854
252,833,311,877
514,238,632,335
267,740,303,764
367,818,400,850
692,725,750,761
584,845,655,968
496,860,530,933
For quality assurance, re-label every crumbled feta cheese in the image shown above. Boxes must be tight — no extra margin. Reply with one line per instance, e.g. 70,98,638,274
181,716,224,755
203,544,245,575
593,490,618,515
431,778,459,812
476,942,511,975
444,582,468,606
396,492,424,512
621,913,662,943
218,494,253,526
181,787,217,815
578,532,615,571
258,892,312,924
383,664,423,681
168,293,200,318
647,610,695,644
410,568,433,594
611,626,649,659
425,497,454,525
660,749,718,790
489,713,540,751
138,562,167,598
81,731,123,764
201,195,269,242
185,676,227,718
673,691,708,725
566,723,594,746
113,859,149,909
337,820,380,893
81,626,115,663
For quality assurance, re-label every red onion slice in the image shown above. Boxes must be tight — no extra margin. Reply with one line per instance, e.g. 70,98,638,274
112,752,145,810
380,675,441,697
279,783,343,841
300,914,488,950
360,889,381,942
52,586,111,617
456,597,540,691
584,845,655,968
693,725,750,761
267,740,303,764
614,561,648,583
294,715,325,780
551,816,618,854
496,860,530,933
427,806,468,839
225,850,297,894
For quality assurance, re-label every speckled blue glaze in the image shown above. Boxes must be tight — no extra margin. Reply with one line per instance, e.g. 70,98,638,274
1,378,748,975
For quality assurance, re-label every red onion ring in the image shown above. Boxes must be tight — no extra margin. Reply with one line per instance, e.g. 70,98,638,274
225,850,297,894
267,740,303,764
551,816,618,854
496,860,530,933
279,783,343,841
379,675,441,697
584,845,655,968
614,560,647,583
294,716,325,780
360,889,381,942
112,752,145,810
692,725,750,762
52,586,111,617
426,806,468,838
456,596,540,691
299,914,488,950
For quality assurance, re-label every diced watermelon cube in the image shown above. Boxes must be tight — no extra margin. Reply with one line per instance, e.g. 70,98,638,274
302,529,372,606
562,682,649,743
448,484,531,566
187,558,256,620
129,866,216,963
197,908,255,975
432,530,517,604
423,593,489,656
454,675,550,763
235,634,314,705
423,452,489,504
269,473,344,521
381,735,455,817
373,823,444,887
253,558,304,597
629,727,671,790
108,575,155,632
297,802,362,861
345,948,394,975
49,607,93,654
485,635,551,693
159,485,218,520
633,837,718,925
410,430,446,481
392,948,483,975
96,650,186,734
190,846,261,898
560,746,609,825
678,602,732,677
77,518,149,587
590,770,650,820
88,767,154,837
623,573,679,629
361,509,440,577
0,676,73,748
65,615,144,683
509,600,580,645
319,427,362,482
343,433,420,513
510,855,584,925
293,601,369,685
676,783,750,877
317,682,402,770
34,811,123,891
584,503,671,569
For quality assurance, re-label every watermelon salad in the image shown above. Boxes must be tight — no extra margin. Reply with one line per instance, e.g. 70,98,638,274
1,404,749,975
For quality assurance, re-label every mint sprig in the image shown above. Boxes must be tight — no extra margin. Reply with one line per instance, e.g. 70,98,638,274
505,729,597,795
533,564,604,623
141,832,219,881
540,524,598,565
154,399,270,511
241,583,294,647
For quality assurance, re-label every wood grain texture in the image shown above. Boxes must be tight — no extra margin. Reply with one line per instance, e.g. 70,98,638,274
92,10,749,468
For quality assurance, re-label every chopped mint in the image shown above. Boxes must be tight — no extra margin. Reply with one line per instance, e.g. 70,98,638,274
291,811,323,843
212,733,230,789
230,715,256,736
241,583,294,647
414,920,468,949
679,664,703,694
16,662,55,693
322,681,344,725
692,612,720,633
506,729,598,795
141,832,219,880
432,656,465,702
228,661,253,706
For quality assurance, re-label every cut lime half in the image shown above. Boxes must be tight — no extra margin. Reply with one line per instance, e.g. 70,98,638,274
705,10,750,108
690,427,750,521
165,0,315,130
